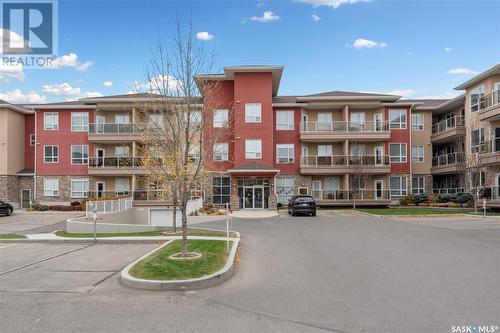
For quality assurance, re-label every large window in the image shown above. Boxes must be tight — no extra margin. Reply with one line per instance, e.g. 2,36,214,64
213,143,228,161
317,144,332,156
115,114,130,124
245,103,262,123
71,145,89,164
213,109,228,128
390,143,407,163
71,112,89,131
389,109,407,129
470,85,485,112
115,178,130,195
44,112,59,130
212,177,230,204
115,146,130,157
44,145,59,163
350,112,366,128
411,113,424,131
411,145,424,163
276,110,294,130
71,179,89,198
276,144,294,163
390,176,407,197
43,178,59,196
471,128,485,153
245,139,262,159
412,177,425,194
276,176,295,204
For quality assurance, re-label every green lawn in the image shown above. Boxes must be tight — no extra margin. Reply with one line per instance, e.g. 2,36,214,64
55,229,236,238
0,233,27,239
129,239,231,280
356,208,472,216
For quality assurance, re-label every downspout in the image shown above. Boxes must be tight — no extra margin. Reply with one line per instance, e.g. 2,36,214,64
32,106,37,203
408,104,415,193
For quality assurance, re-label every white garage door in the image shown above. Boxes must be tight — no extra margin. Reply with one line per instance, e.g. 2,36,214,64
149,208,177,227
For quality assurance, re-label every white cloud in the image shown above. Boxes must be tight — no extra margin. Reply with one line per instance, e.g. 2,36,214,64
48,53,93,71
79,91,103,98
312,14,320,21
448,67,479,75
384,89,417,97
444,47,453,52
103,81,113,87
42,82,81,96
294,0,370,9
257,2,265,7
250,11,280,22
196,31,215,41
129,75,181,94
0,89,46,104
0,63,24,83
349,38,387,49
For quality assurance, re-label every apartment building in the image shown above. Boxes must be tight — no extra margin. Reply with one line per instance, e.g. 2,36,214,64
1,64,498,209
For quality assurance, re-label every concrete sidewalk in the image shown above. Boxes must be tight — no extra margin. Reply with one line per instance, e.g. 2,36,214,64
23,232,239,242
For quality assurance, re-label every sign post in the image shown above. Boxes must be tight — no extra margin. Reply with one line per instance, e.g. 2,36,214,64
483,199,487,217
226,203,229,253
90,203,98,244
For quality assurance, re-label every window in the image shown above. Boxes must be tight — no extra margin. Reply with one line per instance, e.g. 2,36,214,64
471,128,485,153
276,176,295,203
114,114,130,124
213,143,228,161
44,112,59,130
71,145,89,164
149,113,163,130
276,111,294,130
390,143,407,163
213,109,229,128
276,144,294,163
186,111,202,127
390,176,407,197
115,178,130,195
43,178,59,196
411,145,424,163
412,177,425,194
470,85,485,112
411,113,424,131
350,144,366,156
245,139,262,159
188,144,200,162
297,187,308,195
30,134,35,146
350,112,366,129
212,177,230,204
389,109,407,129
44,145,59,163
71,179,89,198
317,112,332,131
245,103,262,123
317,145,332,156
71,112,89,131
115,146,130,157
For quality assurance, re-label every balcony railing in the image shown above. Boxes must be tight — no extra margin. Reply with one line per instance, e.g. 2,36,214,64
88,122,165,135
476,137,500,154
88,156,163,168
471,90,500,112
431,116,465,134
311,189,391,201
301,155,390,167
432,188,465,194
431,152,464,167
300,121,389,133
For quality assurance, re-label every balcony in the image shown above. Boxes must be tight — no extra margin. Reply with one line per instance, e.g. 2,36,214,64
475,90,500,121
300,155,391,175
88,156,163,175
311,189,391,206
477,137,500,165
431,116,465,144
431,152,464,174
300,121,390,142
87,123,146,142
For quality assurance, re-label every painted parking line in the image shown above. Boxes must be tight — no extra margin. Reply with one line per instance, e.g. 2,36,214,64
0,244,16,250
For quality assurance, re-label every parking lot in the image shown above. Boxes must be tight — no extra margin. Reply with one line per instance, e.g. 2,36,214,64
1,211,499,332
0,211,83,235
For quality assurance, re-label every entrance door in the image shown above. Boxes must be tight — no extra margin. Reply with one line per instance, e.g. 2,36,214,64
96,182,105,198
96,148,105,167
243,186,264,209
312,180,322,199
375,146,384,165
374,113,383,131
375,180,383,200
96,116,105,133
301,114,309,131
20,189,30,208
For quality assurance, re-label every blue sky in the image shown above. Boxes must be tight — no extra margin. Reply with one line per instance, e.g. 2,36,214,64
1,0,499,103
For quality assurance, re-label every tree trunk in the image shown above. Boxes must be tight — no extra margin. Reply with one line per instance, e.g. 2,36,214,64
172,190,177,233
181,199,188,256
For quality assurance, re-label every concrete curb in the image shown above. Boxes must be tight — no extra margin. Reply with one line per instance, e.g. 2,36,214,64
120,233,240,290
353,210,495,219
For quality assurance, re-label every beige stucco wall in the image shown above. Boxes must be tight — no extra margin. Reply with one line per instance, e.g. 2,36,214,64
0,109,25,175
411,110,433,174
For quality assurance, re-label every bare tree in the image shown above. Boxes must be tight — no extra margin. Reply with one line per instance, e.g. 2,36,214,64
133,21,228,257
349,143,368,209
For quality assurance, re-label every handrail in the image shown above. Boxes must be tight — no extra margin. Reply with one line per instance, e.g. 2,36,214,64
477,137,500,154
85,196,132,218
431,152,465,166
301,155,390,167
300,121,389,132
310,188,392,200
88,122,158,134
88,156,163,168
431,116,465,134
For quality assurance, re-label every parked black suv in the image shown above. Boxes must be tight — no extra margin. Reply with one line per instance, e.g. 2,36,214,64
0,201,14,216
288,195,316,216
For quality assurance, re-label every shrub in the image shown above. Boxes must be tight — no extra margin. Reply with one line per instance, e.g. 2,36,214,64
452,192,473,207
436,193,457,203
399,194,414,206
413,193,428,206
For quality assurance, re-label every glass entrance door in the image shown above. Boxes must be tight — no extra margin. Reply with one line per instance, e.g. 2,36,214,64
243,186,264,209
244,187,253,209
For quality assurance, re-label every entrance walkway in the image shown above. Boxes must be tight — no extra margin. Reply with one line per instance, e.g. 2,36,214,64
231,210,278,218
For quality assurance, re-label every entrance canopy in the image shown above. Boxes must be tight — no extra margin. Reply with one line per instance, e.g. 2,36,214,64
227,162,280,177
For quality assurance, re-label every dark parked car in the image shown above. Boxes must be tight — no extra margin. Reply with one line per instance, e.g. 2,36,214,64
288,195,316,216
0,201,14,216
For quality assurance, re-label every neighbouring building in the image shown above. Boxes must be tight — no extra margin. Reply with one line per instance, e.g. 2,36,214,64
1,64,499,209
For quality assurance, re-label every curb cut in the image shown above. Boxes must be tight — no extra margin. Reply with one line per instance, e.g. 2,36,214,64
120,233,240,290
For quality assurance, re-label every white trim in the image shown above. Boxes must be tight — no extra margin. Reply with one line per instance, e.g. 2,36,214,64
43,178,59,197
71,178,89,198
43,145,59,163
71,111,89,132
71,145,89,165
296,95,400,102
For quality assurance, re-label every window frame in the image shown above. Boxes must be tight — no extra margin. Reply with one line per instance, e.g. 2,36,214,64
43,145,59,163
245,103,262,123
390,176,407,197
276,144,295,164
389,143,407,163
412,176,425,194
44,112,59,130
71,145,89,165
29,134,36,146
389,109,407,129
213,109,229,128
115,178,130,195
213,143,229,161
411,145,424,163
212,177,231,204
411,113,424,131
43,178,59,197
276,176,295,204
470,84,485,112
71,179,89,198
245,139,262,159
276,110,294,130
71,112,89,132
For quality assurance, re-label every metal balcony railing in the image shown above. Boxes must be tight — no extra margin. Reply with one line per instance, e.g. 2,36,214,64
300,121,389,133
88,122,164,135
431,152,465,167
310,189,391,201
301,155,390,167
432,188,465,194
471,90,500,112
431,116,465,134
476,137,500,154
88,156,163,168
